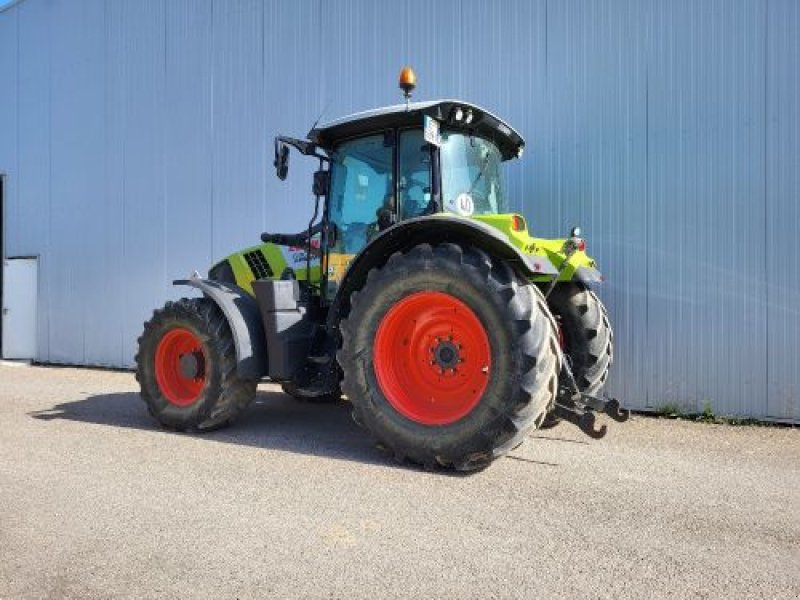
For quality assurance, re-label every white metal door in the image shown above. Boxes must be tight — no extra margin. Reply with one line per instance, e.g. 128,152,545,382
2,257,38,359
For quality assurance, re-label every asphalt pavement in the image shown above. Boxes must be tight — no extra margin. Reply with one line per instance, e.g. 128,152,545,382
0,363,798,599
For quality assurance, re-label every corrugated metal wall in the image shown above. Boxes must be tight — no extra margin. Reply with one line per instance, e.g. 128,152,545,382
0,0,797,420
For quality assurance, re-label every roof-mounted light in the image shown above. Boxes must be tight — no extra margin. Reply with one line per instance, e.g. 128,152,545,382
398,66,416,109
449,106,470,125
449,106,477,127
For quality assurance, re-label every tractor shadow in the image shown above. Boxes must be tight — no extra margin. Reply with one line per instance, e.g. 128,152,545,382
29,388,568,471
29,388,401,470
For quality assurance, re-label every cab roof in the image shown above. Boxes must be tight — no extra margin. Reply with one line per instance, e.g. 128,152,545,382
308,100,525,161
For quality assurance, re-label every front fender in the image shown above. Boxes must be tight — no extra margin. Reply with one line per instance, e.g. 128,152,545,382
173,276,268,380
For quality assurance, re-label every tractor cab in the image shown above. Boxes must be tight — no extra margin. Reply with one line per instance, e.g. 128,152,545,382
270,96,529,302
312,99,521,255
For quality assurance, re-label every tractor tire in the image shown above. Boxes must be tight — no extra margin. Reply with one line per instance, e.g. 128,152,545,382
135,298,257,431
281,381,342,404
338,243,560,471
540,283,614,429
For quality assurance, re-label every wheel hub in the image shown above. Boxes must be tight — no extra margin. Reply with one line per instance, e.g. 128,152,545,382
154,327,207,407
178,351,205,380
431,338,461,371
373,291,491,425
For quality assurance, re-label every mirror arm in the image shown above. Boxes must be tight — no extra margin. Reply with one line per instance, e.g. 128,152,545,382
275,135,329,162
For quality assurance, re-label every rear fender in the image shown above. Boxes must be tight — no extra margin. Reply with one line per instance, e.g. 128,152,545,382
532,238,605,284
174,277,268,380
329,215,558,322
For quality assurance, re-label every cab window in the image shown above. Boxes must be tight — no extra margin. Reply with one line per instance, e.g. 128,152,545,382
439,132,508,215
328,134,394,255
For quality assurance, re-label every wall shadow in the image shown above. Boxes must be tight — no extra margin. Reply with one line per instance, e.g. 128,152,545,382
29,388,398,469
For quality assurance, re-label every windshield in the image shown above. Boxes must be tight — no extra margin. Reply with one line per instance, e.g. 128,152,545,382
439,132,508,216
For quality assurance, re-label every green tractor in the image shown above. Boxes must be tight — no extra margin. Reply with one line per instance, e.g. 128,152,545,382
136,69,626,471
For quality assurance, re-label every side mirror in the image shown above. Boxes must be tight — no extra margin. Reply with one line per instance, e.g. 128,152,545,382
274,141,290,181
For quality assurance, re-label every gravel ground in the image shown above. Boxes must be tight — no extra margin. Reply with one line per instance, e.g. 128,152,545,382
0,363,798,599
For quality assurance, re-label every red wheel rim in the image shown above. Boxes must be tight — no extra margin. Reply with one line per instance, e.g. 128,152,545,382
373,291,492,425
154,327,207,407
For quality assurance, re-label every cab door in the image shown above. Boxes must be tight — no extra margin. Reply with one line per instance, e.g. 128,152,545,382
325,133,394,298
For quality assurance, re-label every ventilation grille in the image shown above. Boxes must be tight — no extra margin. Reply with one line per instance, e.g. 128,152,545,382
243,250,274,280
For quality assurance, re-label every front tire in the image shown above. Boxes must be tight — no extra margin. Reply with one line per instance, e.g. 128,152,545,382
338,244,560,471
136,298,257,431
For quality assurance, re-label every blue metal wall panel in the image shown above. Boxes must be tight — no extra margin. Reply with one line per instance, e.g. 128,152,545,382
163,0,214,300
0,7,18,257
644,0,768,415
540,0,650,407
0,0,797,420
101,0,130,366
116,0,169,365
14,0,52,361
210,0,266,262
766,0,800,420
48,0,106,364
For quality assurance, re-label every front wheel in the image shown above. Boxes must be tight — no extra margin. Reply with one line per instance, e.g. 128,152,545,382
338,244,560,471
135,298,257,431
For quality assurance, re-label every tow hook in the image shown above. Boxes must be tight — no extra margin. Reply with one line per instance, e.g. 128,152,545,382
554,351,630,439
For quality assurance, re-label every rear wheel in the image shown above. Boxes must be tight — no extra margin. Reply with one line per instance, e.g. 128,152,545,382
135,298,257,431
540,283,614,429
338,244,560,471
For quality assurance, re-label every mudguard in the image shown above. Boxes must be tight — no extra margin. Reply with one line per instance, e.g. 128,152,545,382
173,276,268,380
330,215,558,320
573,265,604,284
